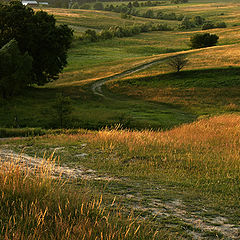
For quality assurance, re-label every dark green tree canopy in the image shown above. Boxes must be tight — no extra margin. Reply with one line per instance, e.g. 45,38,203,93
0,1,73,85
190,33,219,49
0,39,32,98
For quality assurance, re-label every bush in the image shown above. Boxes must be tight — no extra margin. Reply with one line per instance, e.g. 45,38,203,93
171,0,188,3
202,21,227,30
79,23,172,44
99,30,113,40
121,12,130,19
144,9,154,18
83,29,98,42
202,22,215,30
79,3,91,9
133,0,139,7
190,33,219,49
71,2,79,9
193,16,205,26
93,2,104,10
216,22,227,28
178,17,195,29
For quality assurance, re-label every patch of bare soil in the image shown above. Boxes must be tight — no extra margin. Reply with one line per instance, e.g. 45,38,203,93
0,149,117,181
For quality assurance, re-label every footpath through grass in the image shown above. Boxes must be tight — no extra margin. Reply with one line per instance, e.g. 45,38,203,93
1,114,240,238
0,153,163,239
108,66,240,117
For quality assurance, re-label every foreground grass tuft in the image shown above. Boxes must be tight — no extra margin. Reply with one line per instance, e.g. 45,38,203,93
0,154,161,240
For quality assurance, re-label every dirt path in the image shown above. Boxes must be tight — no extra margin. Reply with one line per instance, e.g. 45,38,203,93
0,147,239,239
0,149,117,181
91,56,171,97
131,197,240,239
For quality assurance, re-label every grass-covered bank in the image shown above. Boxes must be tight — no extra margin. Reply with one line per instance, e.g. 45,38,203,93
0,82,196,130
1,114,240,238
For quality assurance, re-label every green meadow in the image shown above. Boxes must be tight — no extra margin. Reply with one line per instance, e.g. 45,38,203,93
1,0,240,238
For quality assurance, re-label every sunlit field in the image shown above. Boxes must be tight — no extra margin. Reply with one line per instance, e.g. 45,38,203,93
2,1,240,238
2,114,240,238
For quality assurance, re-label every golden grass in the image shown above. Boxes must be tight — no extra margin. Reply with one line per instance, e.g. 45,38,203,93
0,153,161,239
91,114,240,152
86,114,240,189
115,41,240,82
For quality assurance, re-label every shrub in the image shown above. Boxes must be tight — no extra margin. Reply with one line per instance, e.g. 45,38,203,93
202,22,215,30
178,17,195,29
193,15,205,26
144,9,154,18
93,2,104,10
83,29,98,42
71,2,79,9
79,3,91,9
99,30,113,40
121,12,130,19
190,33,219,49
216,22,227,28
171,0,188,3
133,0,139,7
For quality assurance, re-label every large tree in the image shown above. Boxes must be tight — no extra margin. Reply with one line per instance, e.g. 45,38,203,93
0,39,32,98
0,1,73,86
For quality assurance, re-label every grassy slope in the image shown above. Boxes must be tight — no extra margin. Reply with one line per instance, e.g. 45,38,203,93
2,114,240,238
1,1,240,130
1,1,240,238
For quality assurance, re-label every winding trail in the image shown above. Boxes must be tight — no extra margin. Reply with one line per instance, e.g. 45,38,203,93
1,45,240,239
91,56,171,97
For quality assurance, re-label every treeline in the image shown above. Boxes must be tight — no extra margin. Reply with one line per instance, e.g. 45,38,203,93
72,1,164,10
178,15,226,30
72,1,185,21
170,0,188,3
79,23,172,43
47,0,188,8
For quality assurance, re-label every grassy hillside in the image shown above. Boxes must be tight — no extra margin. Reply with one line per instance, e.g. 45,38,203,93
1,1,240,130
1,1,240,238
1,114,240,238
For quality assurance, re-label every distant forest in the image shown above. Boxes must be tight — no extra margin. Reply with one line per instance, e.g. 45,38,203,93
0,0,171,9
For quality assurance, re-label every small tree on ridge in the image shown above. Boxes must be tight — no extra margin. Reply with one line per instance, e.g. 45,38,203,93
168,55,188,73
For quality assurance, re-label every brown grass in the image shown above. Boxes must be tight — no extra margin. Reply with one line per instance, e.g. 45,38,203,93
0,154,159,239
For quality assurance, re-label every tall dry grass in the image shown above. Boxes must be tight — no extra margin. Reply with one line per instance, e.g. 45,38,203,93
0,154,160,240
88,115,240,196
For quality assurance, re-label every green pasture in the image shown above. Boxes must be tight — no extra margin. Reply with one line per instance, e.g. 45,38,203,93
2,1,240,131
2,2,240,238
